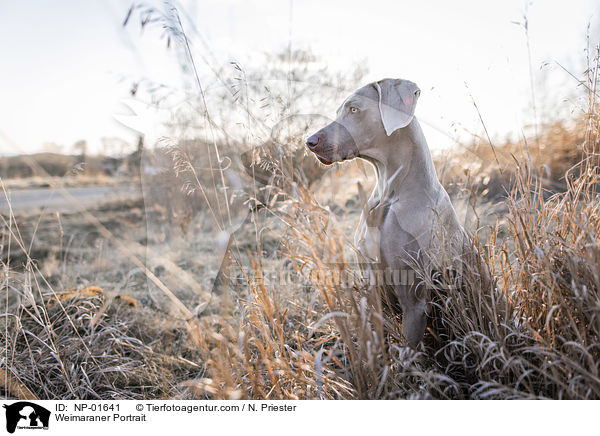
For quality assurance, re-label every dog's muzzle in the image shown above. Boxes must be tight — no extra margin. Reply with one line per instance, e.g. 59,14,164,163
306,122,358,165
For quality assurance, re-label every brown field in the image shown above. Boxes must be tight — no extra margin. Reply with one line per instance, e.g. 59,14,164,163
2,31,600,399
3,100,599,400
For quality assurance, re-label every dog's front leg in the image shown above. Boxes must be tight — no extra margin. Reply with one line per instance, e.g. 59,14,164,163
400,298,427,348
392,278,427,348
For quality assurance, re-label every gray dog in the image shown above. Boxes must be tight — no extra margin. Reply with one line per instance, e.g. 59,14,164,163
306,78,471,347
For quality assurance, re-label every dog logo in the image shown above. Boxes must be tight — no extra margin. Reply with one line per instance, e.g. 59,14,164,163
2,402,50,434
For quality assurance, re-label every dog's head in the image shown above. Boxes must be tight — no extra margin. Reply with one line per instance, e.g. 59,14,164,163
305,78,420,165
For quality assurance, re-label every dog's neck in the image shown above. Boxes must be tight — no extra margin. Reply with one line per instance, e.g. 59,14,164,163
359,118,440,204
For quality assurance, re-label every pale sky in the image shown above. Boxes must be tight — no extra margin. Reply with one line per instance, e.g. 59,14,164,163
0,0,598,155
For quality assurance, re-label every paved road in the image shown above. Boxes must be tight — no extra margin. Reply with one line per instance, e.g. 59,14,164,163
0,184,142,214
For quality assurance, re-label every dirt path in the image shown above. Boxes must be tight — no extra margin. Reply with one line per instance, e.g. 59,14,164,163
0,184,142,214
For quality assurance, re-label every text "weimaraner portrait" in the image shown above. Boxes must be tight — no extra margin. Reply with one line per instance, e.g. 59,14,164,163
306,78,474,347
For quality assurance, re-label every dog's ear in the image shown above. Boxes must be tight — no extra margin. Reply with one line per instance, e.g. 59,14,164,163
375,79,420,136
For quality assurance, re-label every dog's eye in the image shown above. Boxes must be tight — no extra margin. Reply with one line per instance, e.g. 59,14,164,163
349,106,359,114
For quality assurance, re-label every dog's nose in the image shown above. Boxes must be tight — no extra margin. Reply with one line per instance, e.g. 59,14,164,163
306,133,321,150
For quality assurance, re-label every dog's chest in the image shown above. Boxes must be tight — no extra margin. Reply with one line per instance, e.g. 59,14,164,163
356,197,426,269
355,199,392,263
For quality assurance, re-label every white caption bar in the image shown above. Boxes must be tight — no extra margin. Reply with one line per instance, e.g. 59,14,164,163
0,400,594,436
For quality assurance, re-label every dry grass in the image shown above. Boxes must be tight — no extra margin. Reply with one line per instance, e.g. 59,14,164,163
437,117,587,205
2,286,203,399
